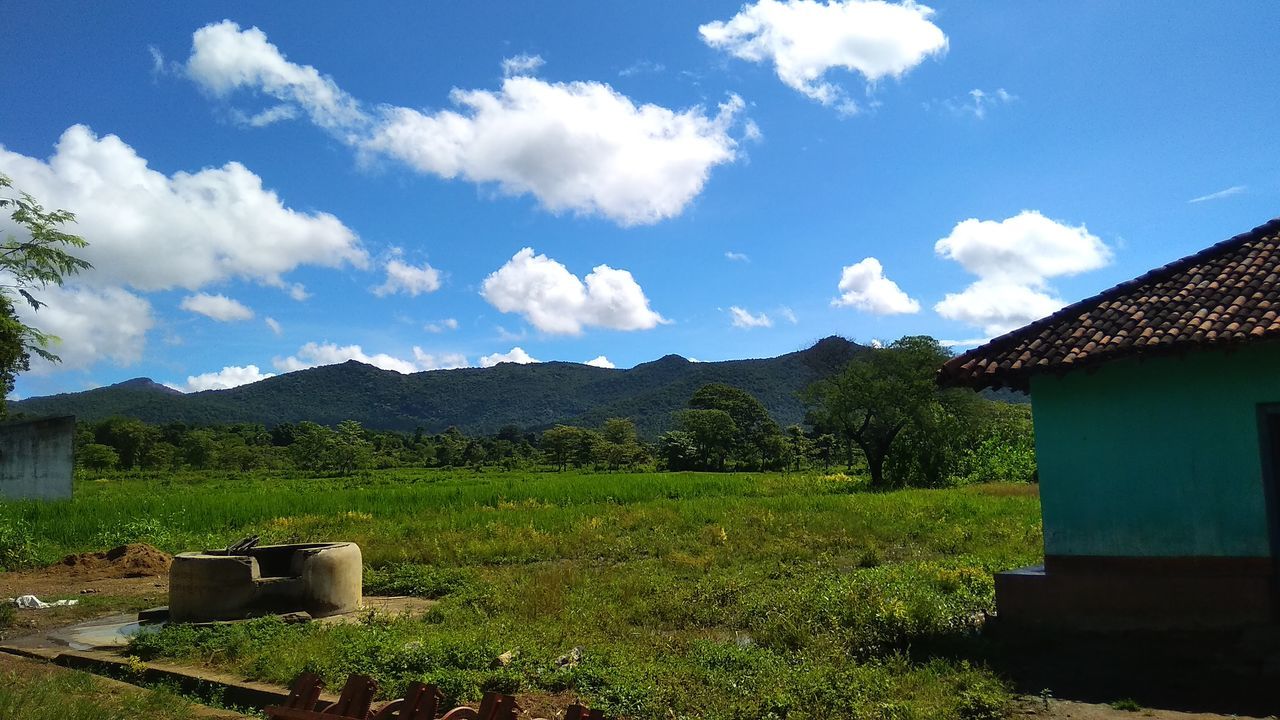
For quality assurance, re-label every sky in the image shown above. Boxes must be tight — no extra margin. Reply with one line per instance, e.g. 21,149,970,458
2,2,1279,398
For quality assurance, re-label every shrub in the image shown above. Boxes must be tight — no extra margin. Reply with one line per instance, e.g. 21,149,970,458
0,518,38,570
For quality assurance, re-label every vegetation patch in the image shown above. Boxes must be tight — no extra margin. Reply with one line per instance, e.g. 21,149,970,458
2,469,1037,718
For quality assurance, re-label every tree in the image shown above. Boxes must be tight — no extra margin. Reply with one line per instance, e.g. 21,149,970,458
804,336,956,489
688,383,781,469
332,420,373,475
541,425,581,471
677,409,737,471
0,174,91,414
78,443,119,471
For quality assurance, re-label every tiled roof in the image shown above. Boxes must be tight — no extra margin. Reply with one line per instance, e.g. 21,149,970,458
938,216,1280,391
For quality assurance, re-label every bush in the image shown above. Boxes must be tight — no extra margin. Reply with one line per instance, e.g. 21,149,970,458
0,518,38,570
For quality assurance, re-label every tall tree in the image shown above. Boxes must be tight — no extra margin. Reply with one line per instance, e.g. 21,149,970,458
804,336,956,488
0,173,91,413
688,383,780,468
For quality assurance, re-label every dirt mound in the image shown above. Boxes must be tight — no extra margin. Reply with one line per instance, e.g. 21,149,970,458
54,543,172,579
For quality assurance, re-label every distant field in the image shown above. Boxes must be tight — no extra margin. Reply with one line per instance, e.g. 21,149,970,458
3,469,1043,719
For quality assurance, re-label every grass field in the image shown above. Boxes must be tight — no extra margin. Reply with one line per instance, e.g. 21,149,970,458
2,469,1043,719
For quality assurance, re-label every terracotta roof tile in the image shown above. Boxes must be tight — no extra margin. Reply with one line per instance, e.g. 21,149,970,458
938,217,1280,391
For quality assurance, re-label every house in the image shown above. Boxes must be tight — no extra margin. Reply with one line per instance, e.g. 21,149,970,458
938,217,1280,629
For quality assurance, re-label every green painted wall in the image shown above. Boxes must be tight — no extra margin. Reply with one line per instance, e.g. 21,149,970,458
1030,342,1278,558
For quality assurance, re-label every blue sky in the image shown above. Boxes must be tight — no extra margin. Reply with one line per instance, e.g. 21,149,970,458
2,2,1278,397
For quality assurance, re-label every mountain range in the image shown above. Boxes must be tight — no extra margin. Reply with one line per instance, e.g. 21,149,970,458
12,337,869,437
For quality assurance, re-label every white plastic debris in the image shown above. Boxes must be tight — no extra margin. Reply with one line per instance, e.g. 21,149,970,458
7,594,79,609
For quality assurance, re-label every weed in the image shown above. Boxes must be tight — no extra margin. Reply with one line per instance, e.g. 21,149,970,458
1111,697,1141,711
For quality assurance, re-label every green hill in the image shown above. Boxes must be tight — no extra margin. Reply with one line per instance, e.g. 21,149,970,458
12,336,867,436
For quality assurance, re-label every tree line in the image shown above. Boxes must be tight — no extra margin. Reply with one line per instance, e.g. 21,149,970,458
73,336,1035,487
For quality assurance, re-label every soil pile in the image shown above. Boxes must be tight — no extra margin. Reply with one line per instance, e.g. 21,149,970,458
55,544,172,578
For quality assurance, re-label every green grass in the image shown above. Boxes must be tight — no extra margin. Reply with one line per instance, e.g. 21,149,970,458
0,663,228,720
2,469,1042,719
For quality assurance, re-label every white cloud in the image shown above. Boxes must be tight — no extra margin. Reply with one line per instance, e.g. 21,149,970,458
373,259,442,297
287,283,311,301
236,104,300,127
502,53,545,77
724,250,750,262
366,83,747,225
187,20,368,133
933,210,1111,335
934,280,1066,337
831,257,920,314
265,317,282,335
274,341,469,374
1189,185,1246,204
944,87,1015,119
479,346,540,368
778,306,799,324
184,22,749,227
699,0,947,111
411,347,470,371
481,248,667,335
15,285,154,373
935,211,1110,283
181,364,275,392
619,60,666,77
424,318,459,333
584,355,616,368
729,306,773,328
939,337,989,348
180,292,254,322
0,125,368,293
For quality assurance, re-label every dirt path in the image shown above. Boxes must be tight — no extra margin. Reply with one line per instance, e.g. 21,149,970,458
1015,697,1278,719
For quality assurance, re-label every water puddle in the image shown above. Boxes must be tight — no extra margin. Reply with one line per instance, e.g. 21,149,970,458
49,614,166,650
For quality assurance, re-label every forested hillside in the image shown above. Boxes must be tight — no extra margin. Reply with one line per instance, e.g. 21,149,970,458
13,336,867,436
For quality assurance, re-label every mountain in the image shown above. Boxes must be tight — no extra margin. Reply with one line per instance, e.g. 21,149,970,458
12,336,867,437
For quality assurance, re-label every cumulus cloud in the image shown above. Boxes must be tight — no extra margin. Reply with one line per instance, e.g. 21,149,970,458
724,250,750,262
180,292,254,321
729,306,773,328
366,83,747,225
411,348,470,371
187,20,367,133
424,318,459,333
479,346,540,368
699,0,947,112
373,258,442,297
14,285,154,373
481,248,667,335
274,341,469,374
584,355,616,368
265,317,283,335
180,364,275,392
831,257,920,314
183,22,749,226
502,53,545,77
933,210,1111,335
0,125,368,292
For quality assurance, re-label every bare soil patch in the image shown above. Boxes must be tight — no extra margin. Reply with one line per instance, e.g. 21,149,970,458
52,543,172,579
1014,697,1276,719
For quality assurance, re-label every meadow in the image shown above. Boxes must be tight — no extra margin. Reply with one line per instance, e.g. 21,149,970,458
1,469,1044,719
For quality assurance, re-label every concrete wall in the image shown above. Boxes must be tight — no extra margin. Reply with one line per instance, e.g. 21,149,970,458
0,416,74,500
1030,342,1278,558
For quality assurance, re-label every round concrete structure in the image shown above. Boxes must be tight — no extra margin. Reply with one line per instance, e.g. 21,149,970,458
169,542,362,623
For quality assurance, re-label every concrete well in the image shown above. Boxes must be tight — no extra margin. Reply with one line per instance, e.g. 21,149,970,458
169,542,362,623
